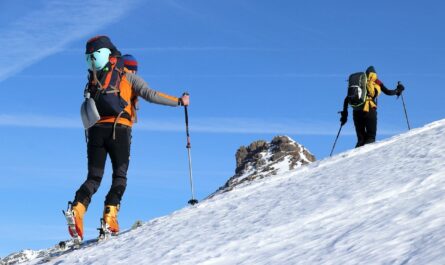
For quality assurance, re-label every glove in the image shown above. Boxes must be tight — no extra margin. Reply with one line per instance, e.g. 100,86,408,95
340,110,348,126
395,83,405,96
179,93,190,106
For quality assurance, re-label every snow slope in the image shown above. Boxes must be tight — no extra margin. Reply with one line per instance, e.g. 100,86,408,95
6,119,445,265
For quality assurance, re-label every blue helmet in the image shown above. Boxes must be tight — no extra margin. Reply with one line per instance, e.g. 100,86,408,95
122,54,138,72
86,48,112,71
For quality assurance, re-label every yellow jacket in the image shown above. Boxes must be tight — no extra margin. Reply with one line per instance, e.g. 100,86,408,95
363,72,381,112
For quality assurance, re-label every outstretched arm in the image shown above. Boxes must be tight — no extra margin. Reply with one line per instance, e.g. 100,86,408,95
376,80,398,96
126,73,181,106
342,96,349,112
340,96,349,125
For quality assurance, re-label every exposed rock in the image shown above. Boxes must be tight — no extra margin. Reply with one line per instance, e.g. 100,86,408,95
235,140,268,174
210,136,316,197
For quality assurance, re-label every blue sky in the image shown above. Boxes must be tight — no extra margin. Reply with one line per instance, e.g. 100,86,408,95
0,0,444,256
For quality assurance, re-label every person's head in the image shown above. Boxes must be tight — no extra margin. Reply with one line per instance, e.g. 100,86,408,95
366,65,378,81
85,36,120,71
122,54,138,74
366,66,376,76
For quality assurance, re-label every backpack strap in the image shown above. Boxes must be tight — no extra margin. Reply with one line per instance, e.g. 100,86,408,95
112,111,125,140
108,57,126,140
90,56,124,93
90,59,104,90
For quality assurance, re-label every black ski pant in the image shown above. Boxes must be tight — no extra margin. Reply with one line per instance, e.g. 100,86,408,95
353,108,377,148
74,123,131,209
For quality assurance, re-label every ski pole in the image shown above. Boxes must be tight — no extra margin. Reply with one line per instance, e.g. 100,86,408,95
183,94,198,205
330,124,343,157
398,81,411,130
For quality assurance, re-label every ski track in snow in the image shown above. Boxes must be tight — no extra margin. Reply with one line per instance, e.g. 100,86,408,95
13,119,445,264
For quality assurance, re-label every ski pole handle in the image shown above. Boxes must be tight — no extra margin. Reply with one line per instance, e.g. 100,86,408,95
396,81,405,98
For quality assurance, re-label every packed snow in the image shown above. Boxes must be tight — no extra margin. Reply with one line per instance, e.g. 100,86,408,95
3,119,445,265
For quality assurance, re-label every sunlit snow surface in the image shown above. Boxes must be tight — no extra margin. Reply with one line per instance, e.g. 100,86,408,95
8,119,445,264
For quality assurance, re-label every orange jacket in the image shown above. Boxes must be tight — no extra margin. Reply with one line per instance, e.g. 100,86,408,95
98,73,180,127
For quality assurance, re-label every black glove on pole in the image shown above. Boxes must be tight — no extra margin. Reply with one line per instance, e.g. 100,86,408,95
397,81,411,130
340,110,348,126
183,94,198,205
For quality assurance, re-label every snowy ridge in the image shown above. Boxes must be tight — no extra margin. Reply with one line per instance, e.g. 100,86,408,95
3,119,445,264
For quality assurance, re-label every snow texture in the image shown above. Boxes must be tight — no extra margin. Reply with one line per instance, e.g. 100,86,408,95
3,119,445,265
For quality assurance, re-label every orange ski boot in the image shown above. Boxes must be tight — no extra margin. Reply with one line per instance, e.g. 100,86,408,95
103,205,120,235
65,201,86,243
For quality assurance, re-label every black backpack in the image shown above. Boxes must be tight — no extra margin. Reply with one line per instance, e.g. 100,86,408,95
347,72,368,109
87,57,128,118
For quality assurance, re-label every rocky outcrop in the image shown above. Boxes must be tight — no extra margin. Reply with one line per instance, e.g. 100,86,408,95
211,136,316,197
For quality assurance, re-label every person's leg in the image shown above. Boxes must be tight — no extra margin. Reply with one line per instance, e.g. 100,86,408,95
353,110,366,147
105,125,131,206
364,108,377,145
103,125,131,233
71,125,108,239
74,125,108,208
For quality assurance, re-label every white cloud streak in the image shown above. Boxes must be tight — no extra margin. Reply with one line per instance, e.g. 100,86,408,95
0,0,140,82
0,114,403,136
0,114,79,129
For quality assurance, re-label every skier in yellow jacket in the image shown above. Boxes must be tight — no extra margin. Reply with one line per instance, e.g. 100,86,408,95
340,66,404,147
